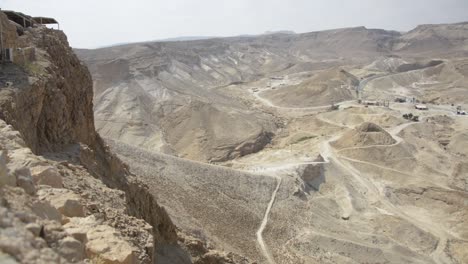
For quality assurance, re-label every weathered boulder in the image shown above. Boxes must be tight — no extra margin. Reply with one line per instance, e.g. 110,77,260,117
37,188,85,218
87,225,137,264
31,201,62,223
58,236,85,262
0,201,68,264
62,216,95,243
12,166,36,195
64,216,137,264
30,166,63,188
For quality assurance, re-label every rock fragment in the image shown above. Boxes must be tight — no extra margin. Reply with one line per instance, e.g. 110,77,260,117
25,223,42,237
30,166,63,188
58,236,85,262
38,188,85,218
13,167,36,195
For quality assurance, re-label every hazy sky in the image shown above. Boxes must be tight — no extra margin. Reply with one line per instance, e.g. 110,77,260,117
1,0,468,48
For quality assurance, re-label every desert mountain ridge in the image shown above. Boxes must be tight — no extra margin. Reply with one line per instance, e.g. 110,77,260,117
76,20,468,163
75,21,468,51
0,8,467,264
75,19,468,264
91,30,298,49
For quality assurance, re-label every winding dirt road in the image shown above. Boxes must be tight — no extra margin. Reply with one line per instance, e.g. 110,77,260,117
249,74,460,263
254,111,456,263
256,176,282,264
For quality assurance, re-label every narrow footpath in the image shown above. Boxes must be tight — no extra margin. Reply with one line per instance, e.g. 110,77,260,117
256,176,282,264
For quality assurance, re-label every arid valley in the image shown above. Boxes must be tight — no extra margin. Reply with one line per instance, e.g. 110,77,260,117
0,4,468,264
76,22,468,263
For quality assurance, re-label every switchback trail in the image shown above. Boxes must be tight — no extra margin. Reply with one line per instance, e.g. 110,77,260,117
254,111,452,263
247,76,457,263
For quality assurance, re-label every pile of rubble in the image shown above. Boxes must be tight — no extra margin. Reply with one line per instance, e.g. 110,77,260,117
0,120,153,263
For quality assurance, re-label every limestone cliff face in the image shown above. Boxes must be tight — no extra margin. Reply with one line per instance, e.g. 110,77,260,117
0,11,183,263
0,19,95,153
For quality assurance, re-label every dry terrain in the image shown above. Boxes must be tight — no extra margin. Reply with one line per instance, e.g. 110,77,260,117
0,10,242,264
76,22,468,263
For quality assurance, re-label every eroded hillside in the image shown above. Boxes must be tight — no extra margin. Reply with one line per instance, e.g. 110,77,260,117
77,23,468,162
77,21,468,264
0,10,245,264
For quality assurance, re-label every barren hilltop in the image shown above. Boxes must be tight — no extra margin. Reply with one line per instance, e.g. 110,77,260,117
1,8,468,264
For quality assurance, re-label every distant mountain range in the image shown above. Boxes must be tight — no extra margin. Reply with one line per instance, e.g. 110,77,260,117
94,31,297,49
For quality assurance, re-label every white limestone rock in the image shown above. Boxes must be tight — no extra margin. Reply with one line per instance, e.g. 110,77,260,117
38,188,85,218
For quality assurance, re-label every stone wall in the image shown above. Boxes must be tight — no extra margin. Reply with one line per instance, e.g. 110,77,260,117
0,12,18,48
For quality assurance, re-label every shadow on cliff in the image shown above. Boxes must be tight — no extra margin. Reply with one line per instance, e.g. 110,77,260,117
0,63,29,90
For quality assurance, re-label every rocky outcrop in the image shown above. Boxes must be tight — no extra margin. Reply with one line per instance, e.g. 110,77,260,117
64,216,138,264
0,21,95,153
78,137,180,258
293,155,326,197
38,188,86,218
0,118,154,263
0,10,190,264
332,122,396,149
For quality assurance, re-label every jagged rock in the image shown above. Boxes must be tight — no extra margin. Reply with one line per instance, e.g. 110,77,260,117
25,223,42,237
63,216,97,243
42,221,67,244
7,149,45,170
87,225,137,264
0,27,96,154
13,167,36,195
37,188,85,218
58,236,85,262
31,201,62,223
0,197,68,264
0,122,27,150
30,166,63,188
0,9,205,264
194,250,239,264
186,239,208,256
64,216,137,264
